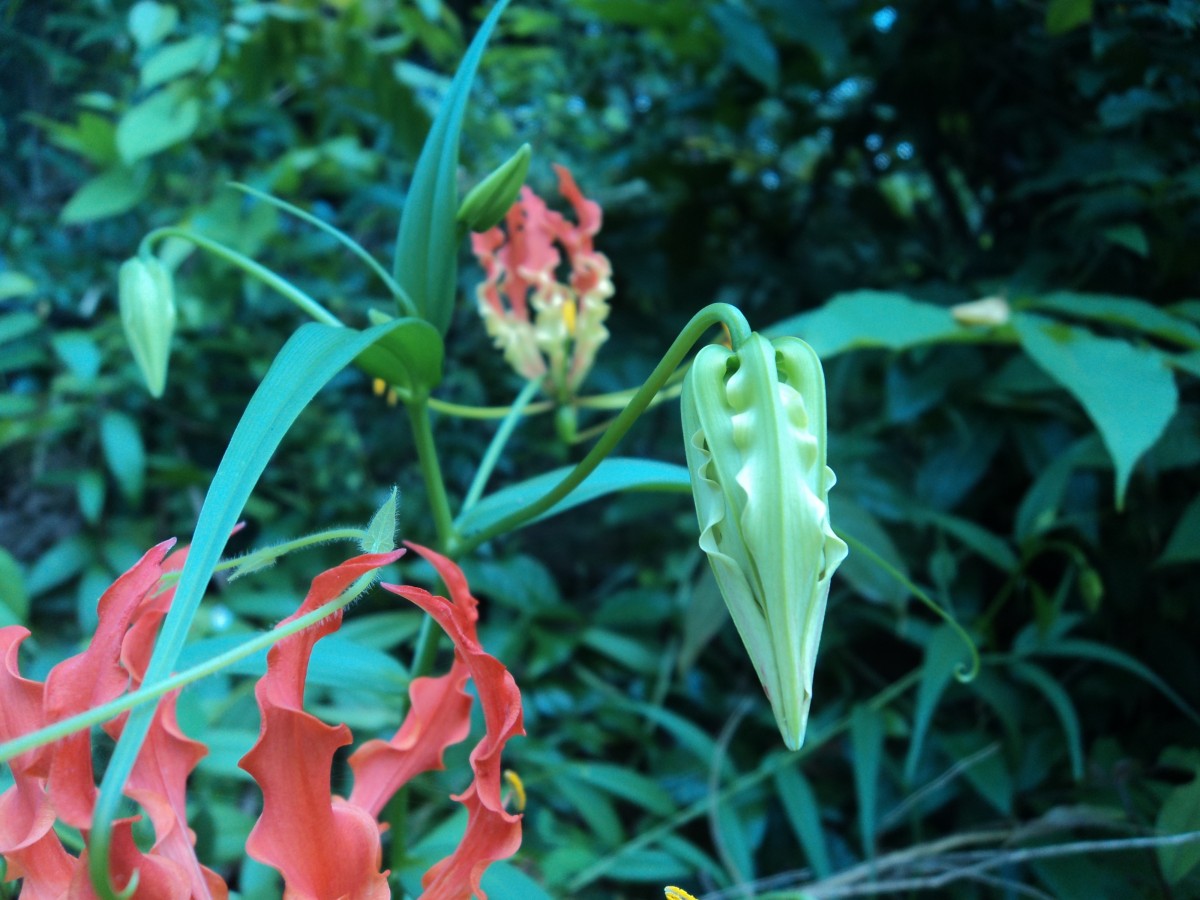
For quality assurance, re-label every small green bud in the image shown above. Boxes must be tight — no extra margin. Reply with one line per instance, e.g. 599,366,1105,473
1080,568,1104,613
457,143,532,233
118,255,176,398
681,333,848,750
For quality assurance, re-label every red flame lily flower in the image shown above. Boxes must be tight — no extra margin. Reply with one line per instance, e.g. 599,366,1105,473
2,541,525,900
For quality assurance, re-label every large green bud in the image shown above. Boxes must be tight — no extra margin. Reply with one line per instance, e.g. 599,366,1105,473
681,333,848,750
457,143,532,233
118,255,176,398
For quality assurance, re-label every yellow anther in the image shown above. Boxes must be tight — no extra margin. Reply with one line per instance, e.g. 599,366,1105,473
664,888,699,900
372,377,386,396
563,296,577,338
385,387,399,407
503,769,526,812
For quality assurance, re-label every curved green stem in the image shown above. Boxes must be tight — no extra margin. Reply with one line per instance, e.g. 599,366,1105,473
461,379,542,514
226,182,419,318
450,302,751,556
840,531,981,682
139,227,342,327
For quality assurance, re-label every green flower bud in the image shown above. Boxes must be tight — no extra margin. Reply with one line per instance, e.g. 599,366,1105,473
681,333,848,750
118,255,176,398
457,143,532,233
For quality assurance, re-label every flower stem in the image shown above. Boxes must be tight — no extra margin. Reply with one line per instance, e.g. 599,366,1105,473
450,302,750,556
139,227,342,327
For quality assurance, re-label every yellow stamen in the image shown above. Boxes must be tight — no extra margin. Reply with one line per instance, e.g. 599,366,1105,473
385,387,399,407
664,888,700,900
503,769,526,812
372,378,386,396
563,296,577,337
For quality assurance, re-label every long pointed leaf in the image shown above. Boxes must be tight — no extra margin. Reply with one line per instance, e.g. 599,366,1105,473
394,0,513,333
1010,660,1085,780
1031,637,1200,726
455,457,691,535
90,319,409,896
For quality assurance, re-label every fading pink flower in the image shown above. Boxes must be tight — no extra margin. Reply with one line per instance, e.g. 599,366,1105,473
471,165,614,399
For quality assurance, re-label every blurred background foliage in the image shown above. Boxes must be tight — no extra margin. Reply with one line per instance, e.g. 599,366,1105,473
2,0,1199,896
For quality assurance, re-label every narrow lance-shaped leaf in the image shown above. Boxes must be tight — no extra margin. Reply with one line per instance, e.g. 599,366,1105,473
394,0,514,334
89,319,413,898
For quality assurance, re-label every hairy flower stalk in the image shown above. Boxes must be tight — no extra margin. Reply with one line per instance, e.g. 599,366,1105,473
681,333,848,750
470,165,613,401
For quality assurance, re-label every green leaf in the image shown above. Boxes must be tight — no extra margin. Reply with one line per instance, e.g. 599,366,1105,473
0,272,37,301
905,625,970,782
710,4,779,91
769,291,970,359
679,565,728,671
571,762,676,817
851,703,885,859
1010,661,1085,780
140,34,220,90
117,87,201,164
456,457,690,536
1157,767,1200,884
1103,224,1149,258
1015,435,1104,541
920,510,1019,572
51,331,102,381
1030,638,1200,727
0,548,29,626
77,469,107,524
93,319,414,881
100,410,146,504
774,766,832,878
1025,292,1200,350
714,791,759,886
26,535,91,597
479,861,555,900
361,487,398,553
393,0,514,333
60,167,147,223
359,312,443,390
1013,313,1178,508
129,1,178,49
1045,0,1092,34
1158,494,1200,566
0,312,41,344
551,776,624,845
834,500,909,604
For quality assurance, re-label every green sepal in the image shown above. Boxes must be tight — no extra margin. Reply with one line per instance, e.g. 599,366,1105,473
457,142,532,233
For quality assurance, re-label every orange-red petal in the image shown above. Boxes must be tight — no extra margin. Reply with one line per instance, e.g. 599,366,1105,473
239,551,402,899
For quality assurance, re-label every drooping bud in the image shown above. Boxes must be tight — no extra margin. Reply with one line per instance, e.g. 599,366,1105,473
118,254,176,397
681,333,848,750
457,143,533,233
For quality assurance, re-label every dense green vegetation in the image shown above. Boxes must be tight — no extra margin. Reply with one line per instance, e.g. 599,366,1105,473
2,0,1199,896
